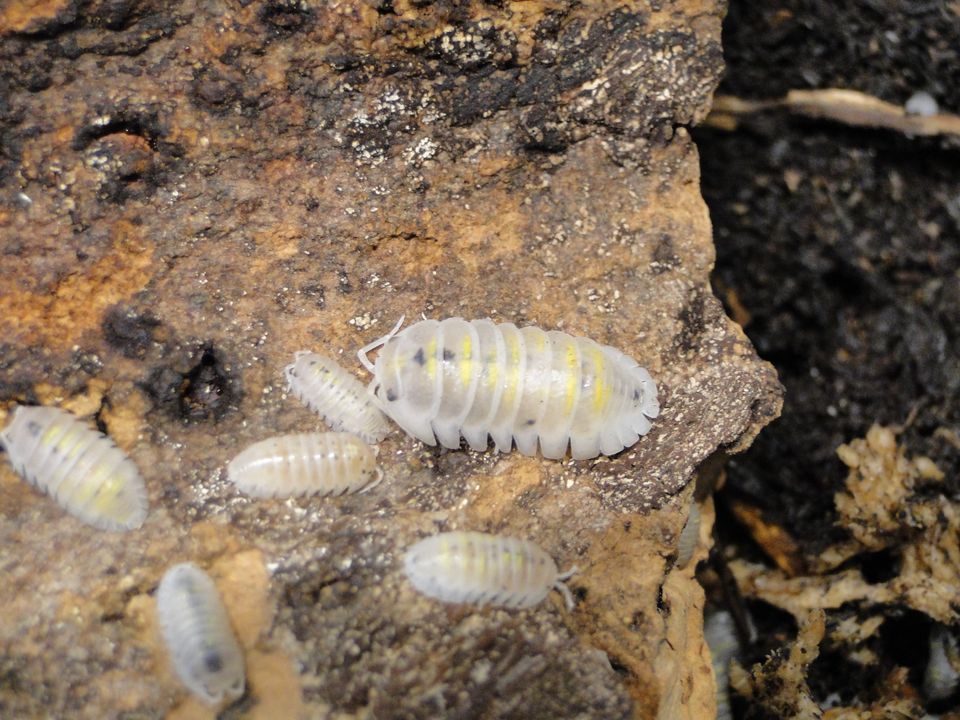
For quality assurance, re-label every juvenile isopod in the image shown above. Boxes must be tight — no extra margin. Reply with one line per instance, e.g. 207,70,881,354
704,610,740,720
358,317,659,460
284,351,391,442
0,405,147,531
226,432,381,498
924,624,960,702
156,562,245,705
676,500,702,569
403,531,577,610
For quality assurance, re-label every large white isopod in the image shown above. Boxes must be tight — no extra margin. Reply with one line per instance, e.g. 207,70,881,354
226,432,381,498
156,562,245,705
358,317,659,459
0,405,147,531
284,351,391,442
403,531,576,610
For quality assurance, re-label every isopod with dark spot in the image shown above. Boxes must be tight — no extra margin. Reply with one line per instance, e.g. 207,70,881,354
0,405,147,531
359,317,658,459
156,562,245,705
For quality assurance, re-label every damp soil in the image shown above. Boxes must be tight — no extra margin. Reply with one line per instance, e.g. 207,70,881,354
693,0,960,712
694,0,960,557
717,1,960,114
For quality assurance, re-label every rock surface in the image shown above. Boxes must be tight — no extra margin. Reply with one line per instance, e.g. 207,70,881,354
0,1,780,718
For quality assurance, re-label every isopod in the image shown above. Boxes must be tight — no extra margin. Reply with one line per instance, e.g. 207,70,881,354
358,317,659,460
676,500,702,569
924,624,960,702
0,405,147,531
226,432,381,498
156,562,245,705
403,531,577,610
704,610,740,720
284,351,390,442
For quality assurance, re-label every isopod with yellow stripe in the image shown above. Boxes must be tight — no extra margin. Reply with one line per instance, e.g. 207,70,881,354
0,405,148,531
358,317,659,459
403,531,577,610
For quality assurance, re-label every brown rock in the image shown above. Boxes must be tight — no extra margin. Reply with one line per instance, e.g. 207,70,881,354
0,1,780,717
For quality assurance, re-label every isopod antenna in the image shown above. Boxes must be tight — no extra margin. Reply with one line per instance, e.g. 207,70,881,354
357,315,405,372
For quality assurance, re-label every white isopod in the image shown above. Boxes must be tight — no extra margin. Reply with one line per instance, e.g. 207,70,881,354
226,432,381,498
403,531,577,610
924,624,960,702
0,405,147,531
676,500,702,569
358,317,659,460
284,351,390,442
156,562,245,705
704,610,740,720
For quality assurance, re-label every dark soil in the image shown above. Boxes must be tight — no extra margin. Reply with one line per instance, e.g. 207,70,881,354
695,0,960,712
695,1,960,555
718,1,960,114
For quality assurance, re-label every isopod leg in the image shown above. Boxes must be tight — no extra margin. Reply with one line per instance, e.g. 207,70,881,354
554,565,579,611
282,364,297,392
359,467,384,494
357,315,405,372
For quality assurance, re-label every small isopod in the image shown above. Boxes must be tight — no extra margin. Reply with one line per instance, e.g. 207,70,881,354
704,610,740,720
403,531,577,610
358,317,659,460
284,351,391,442
156,562,245,705
676,501,702,569
0,405,147,531
227,432,381,498
924,624,960,703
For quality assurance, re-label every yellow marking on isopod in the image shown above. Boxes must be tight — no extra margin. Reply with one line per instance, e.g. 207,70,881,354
592,349,611,413
459,335,473,386
91,475,127,513
502,334,522,405
565,343,578,414
424,339,438,379
42,423,71,447
59,430,89,460
70,465,115,505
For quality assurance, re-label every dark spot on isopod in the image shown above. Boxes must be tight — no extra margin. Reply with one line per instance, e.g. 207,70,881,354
442,349,455,361
525,418,535,426
413,348,426,366
204,652,224,673
633,389,640,401
26,421,41,437
385,388,398,402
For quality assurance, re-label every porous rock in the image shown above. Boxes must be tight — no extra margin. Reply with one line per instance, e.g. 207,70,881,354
0,1,779,717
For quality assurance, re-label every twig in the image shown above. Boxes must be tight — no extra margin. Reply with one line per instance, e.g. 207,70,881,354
705,88,960,139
